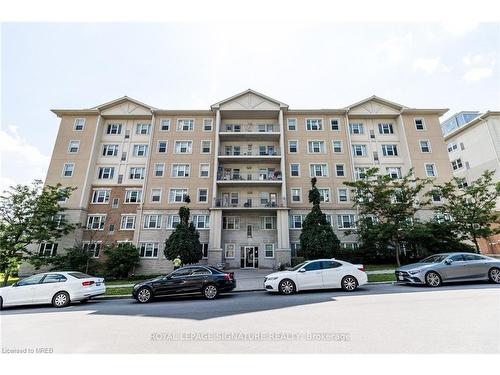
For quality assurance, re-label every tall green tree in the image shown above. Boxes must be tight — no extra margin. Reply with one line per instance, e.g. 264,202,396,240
432,170,500,253
299,177,341,259
344,168,431,266
0,180,75,285
103,242,140,279
164,195,203,265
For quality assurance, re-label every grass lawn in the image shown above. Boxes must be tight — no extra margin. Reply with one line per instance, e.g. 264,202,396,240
364,264,397,271
104,274,162,286
105,286,133,296
367,273,396,283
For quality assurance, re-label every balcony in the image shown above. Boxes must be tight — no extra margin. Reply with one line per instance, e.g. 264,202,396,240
212,197,288,210
219,123,280,140
218,148,281,163
217,170,283,186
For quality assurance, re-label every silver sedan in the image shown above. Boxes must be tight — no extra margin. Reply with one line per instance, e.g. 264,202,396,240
395,252,500,287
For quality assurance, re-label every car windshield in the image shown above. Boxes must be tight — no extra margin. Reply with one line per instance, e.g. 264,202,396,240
290,261,308,271
68,272,92,279
419,255,448,263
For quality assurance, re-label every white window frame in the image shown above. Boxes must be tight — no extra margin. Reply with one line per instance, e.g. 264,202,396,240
337,214,356,230
261,216,277,230
62,163,74,178
132,144,148,157
120,215,136,230
309,163,328,178
305,118,324,131
143,214,162,229
291,188,302,203
288,140,298,153
169,188,188,203
354,167,368,180
264,243,275,258
414,118,426,131
335,164,345,177
197,188,208,203
136,123,151,135
91,189,111,204
199,163,210,178
290,163,300,177
352,144,367,157
200,140,212,154
125,189,143,203
74,118,85,131
381,144,398,157
174,140,193,154
159,119,171,132
106,123,122,135
332,140,343,153
349,123,364,135
139,242,159,258
171,164,191,178
337,188,349,203
318,188,331,203
154,163,165,177
222,216,240,230
419,140,431,153
166,215,181,229
378,123,394,134
82,242,102,258
86,214,106,231
203,118,213,132
386,167,402,179
176,119,195,132
192,215,210,229
129,167,145,180
224,243,236,259
425,163,437,177
102,144,119,157
447,142,458,153
150,188,162,203
290,215,304,229
39,242,58,257
157,140,168,153
307,140,326,154
330,118,340,131
68,140,80,154
287,118,297,131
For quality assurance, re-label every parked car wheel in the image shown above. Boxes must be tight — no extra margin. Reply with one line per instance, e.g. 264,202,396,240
279,279,296,295
202,284,218,300
425,271,442,287
488,267,500,284
52,291,70,308
341,275,358,291
136,287,153,303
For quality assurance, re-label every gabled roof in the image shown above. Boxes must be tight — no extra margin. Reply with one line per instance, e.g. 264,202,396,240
90,96,157,111
211,88,288,110
344,95,407,111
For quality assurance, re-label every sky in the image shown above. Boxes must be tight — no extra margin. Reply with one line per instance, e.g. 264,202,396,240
1,22,499,191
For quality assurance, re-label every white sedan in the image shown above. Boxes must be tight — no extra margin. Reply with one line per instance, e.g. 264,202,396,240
0,271,105,309
264,259,368,294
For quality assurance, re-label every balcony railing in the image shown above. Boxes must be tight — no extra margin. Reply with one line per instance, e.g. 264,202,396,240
214,197,287,208
220,123,279,133
217,171,283,181
219,149,281,156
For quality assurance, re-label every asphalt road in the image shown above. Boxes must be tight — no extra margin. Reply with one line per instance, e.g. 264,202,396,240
1,282,499,354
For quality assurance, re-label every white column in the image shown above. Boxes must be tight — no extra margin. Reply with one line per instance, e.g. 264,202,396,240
276,109,290,265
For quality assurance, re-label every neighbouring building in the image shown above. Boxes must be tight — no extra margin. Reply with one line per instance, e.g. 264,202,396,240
443,111,500,255
441,111,480,136
22,89,454,275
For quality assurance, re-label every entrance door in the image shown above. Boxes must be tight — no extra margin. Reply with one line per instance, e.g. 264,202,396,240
244,246,259,268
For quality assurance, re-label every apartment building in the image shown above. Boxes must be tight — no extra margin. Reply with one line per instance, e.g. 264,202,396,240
443,111,500,254
30,89,453,275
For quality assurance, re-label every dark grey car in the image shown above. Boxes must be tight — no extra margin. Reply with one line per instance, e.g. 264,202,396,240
395,252,500,287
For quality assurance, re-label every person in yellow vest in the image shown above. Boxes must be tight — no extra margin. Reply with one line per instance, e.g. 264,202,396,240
173,256,182,270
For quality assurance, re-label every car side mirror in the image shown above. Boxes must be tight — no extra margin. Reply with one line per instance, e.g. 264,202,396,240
298,268,306,273
12,282,18,287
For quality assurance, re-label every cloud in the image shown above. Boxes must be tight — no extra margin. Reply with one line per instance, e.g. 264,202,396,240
0,125,50,192
441,20,478,36
375,34,413,65
462,53,496,83
413,57,451,75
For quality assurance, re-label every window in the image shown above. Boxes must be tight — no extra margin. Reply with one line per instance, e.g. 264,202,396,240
92,190,110,204
83,242,101,258
349,123,364,134
378,123,394,134
447,142,458,152
231,192,240,205
451,158,463,170
200,164,210,178
318,188,331,202
98,167,114,180
157,141,167,153
341,243,359,250
332,140,342,153
308,141,326,153
192,215,210,229
111,198,119,208
261,216,277,230
354,167,368,180
87,215,106,230
222,216,240,230
290,215,304,229
120,215,136,230
133,144,148,157
420,140,431,153
102,144,119,156
62,163,74,177
425,163,437,177
225,244,235,259
288,140,298,153
39,243,58,257
291,188,301,203
201,243,209,258
198,188,208,203
169,188,188,203
154,163,165,177
166,215,181,229
136,123,151,135
265,244,275,258
381,144,398,156
125,189,142,203
309,164,328,177
68,140,80,153
144,214,161,229
139,243,159,258
160,119,170,131
330,119,340,131
74,118,85,131
106,123,122,135
431,191,442,203
303,261,322,271
414,118,425,130
129,167,145,180
306,119,323,131
177,119,194,131
172,164,190,177
16,274,45,286
150,189,162,203
337,214,356,229
386,167,402,179
174,141,193,154
291,242,301,257
352,144,367,157
42,273,67,283
287,118,297,131
335,164,345,177
203,119,213,131
290,164,300,177
338,188,349,203
201,140,211,154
